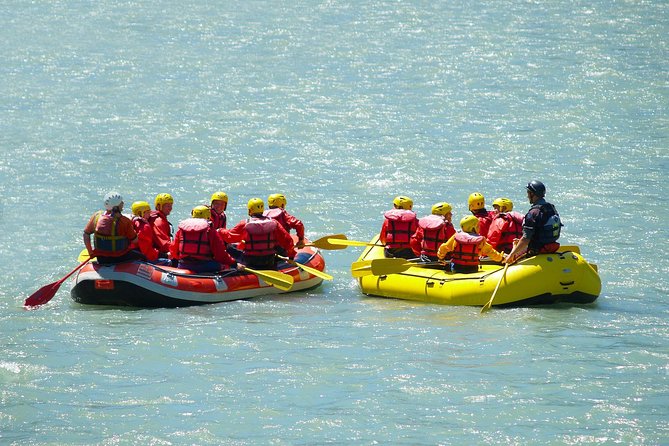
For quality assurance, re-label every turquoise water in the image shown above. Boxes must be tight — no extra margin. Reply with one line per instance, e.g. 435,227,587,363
1,0,668,444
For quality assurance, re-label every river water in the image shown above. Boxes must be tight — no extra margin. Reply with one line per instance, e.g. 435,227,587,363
1,0,667,444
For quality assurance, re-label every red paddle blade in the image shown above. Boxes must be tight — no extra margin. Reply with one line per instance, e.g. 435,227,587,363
24,282,61,308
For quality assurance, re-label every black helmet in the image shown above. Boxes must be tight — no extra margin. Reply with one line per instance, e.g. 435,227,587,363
526,180,546,197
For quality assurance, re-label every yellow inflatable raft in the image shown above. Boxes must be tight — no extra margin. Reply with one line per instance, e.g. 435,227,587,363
353,236,601,307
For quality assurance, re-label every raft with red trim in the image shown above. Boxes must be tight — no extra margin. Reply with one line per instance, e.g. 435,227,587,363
70,241,326,308
354,235,601,307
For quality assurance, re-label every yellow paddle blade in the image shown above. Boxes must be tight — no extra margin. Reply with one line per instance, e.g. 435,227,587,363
305,234,349,250
328,238,382,247
276,255,333,281
292,261,333,281
351,260,374,278
244,268,294,291
77,248,96,263
350,258,415,277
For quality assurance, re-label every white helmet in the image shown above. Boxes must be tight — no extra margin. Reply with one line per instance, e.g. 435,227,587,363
104,192,123,210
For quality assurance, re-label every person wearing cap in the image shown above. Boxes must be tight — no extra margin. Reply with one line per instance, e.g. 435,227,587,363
170,206,238,273
263,193,305,249
209,191,229,230
148,193,174,257
467,192,496,238
410,202,456,261
129,201,171,265
437,215,505,274
505,180,562,264
380,196,419,259
83,192,138,265
486,198,524,254
221,198,297,270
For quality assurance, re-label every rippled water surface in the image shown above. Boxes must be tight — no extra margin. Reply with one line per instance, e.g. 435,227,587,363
1,0,667,444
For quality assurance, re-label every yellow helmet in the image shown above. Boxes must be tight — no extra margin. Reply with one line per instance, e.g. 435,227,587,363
210,191,228,204
247,198,264,214
393,196,413,210
493,197,513,212
131,200,151,217
191,205,211,220
468,192,485,211
155,193,174,208
268,193,287,208
460,215,480,233
431,202,452,216
501,198,513,212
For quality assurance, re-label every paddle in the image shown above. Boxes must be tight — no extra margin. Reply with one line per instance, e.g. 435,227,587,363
244,267,294,291
77,248,97,263
480,263,509,313
328,238,384,248
480,251,527,313
350,258,416,277
304,234,349,250
277,256,333,281
24,260,90,308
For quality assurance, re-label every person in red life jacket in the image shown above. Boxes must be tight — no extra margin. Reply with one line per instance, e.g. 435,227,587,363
222,198,297,270
263,193,305,249
380,196,419,259
209,190,244,260
437,215,505,274
169,206,239,273
505,180,562,264
83,192,139,265
467,192,496,238
129,200,159,261
129,201,172,265
148,192,174,258
410,202,456,261
487,198,524,254
209,191,228,230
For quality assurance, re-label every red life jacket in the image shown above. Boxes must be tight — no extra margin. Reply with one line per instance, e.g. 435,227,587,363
495,211,523,252
472,209,495,238
245,217,278,256
131,216,158,261
418,215,447,256
131,217,148,247
210,208,227,230
93,211,129,255
452,232,484,266
384,209,417,248
263,208,288,232
132,216,154,234
178,218,213,260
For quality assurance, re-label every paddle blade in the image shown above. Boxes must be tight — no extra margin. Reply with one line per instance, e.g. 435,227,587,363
305,234,349,250
328,238,379,247
25,259,90,309
351,258,415,276
77,248,97,263
276,255,334,281
24,282,60,308
293,261,333,281
245,268,294,291
351,260,374,278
